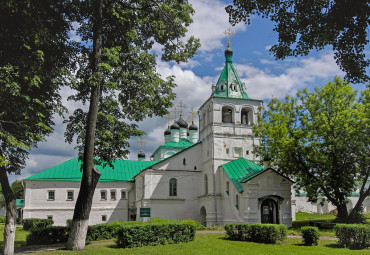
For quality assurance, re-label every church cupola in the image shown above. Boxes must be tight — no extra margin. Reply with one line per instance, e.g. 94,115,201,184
138,151,145,161
170,122,180,142
164,128,171,143
177,114,188,139
188,121,198,143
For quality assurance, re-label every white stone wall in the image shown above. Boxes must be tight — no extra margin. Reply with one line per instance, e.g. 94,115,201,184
23,180,134,226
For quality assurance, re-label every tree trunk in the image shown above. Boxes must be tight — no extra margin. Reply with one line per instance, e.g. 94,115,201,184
336,203,349,222
0,168,17,255
66,0,103,250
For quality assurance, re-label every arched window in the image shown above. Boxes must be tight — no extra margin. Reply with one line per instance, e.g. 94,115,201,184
204,174,208,195
241,107,252,125
236,194,239,210
226,181,229,195
169,178,177,196
222,106,233,123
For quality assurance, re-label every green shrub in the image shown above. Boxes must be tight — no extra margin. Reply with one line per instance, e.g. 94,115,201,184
301,226,320,246
148,218,180,224
335,224,370,249
26,226,68,245
115,223,196,248
86,222,141,241
182,219,203,230
225,223,287,244
0,217,6,223
22,218,53,231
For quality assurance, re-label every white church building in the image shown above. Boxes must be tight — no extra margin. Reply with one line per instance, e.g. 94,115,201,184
23,45,295,227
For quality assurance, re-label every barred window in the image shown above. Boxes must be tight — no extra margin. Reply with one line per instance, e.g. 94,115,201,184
169,178,177,196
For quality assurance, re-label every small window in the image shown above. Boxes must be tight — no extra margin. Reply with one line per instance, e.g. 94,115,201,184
47,215,53,220
48,190,55,200
226,181,229,195
204,174,208,195
183,158,186,165
110,190,116,200
121,191,127,199
102,215,107,222
194,166,197,170
226,148,230,154
67,191,74,201
234,147,242,158
246,150,249,155
236,195,239,210
101,190,107,200
169,178,177,196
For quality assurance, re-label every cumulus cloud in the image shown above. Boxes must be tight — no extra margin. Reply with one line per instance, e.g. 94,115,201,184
235,52,345,99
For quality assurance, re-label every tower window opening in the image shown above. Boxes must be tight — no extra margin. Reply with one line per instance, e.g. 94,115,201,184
241,108,252,125
222,106,233,123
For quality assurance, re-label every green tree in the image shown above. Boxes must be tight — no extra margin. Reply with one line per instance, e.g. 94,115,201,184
10,181,24,199
64,0,200,250
226,1,370,83
254,77,370,223
0,1,72,254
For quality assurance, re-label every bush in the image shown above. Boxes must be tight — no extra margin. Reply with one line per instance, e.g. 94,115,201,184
182,219,203,230
301,226,320,246
335,224,370,249
26,226,68,245
86,222,142,241
225,223,287,244
115,223,196,248
0,217,6,223
22,218,53,231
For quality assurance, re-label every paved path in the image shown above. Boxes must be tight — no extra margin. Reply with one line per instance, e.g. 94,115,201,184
15,231,338,254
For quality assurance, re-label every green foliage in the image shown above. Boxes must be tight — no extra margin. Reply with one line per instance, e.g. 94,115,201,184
181,219,203,230
0,217,6,223
85,222,143,242
26,226,68,245
22,218,53,231
115,223,196,248
64,0,200,165
337,208,367,224
225,223,287,244
254,77,370,221
11,180,24,199
226,1,370,83
301,227,320,246
335,224,370,249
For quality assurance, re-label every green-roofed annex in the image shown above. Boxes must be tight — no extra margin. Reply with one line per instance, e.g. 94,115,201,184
25,157,159,182
222,158,265,193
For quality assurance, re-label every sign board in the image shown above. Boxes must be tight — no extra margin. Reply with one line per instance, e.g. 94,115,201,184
140,207,151,217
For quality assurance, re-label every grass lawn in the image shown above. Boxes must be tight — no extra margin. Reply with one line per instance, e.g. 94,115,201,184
0,224,28,248
22,234,369,255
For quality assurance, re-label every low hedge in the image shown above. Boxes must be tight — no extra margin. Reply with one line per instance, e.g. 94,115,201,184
23,218,53,231
225,223,287,244
301,226,320,246
115,223,196,248
86,221,144,241
335,224,370,249
26,226,68,245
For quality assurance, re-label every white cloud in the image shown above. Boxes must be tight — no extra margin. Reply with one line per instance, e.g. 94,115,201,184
188,0,246,52
235,52,345,99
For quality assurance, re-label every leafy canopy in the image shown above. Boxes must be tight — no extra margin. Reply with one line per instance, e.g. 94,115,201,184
254,77,370,218
226,0,370,83
65,0,200,165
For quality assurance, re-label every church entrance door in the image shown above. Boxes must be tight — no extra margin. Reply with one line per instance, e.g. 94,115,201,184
261,199,279,224
200,206,206,226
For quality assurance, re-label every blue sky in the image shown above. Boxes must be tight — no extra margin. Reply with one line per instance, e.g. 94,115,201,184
12,0,368,182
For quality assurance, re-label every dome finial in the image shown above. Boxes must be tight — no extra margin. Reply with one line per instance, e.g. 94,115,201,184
224,28,235,48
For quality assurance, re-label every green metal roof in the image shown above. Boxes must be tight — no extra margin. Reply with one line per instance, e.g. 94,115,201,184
222,158,264,193
25,157,159,182
159,138,195,149
16,199,24,208
212,47,250,99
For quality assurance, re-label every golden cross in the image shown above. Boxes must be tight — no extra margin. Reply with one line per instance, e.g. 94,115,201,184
171,108,178,121
165,113,172,127
177,101,186,117
224,28,235,48
136,136,147,152
189,108,196,123
185,117,191,124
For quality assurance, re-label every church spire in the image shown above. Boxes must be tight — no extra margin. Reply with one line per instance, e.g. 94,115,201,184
211,30,249,100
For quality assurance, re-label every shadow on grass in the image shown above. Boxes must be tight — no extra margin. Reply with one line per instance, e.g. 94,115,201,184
324,243,342,249
0,240,27,248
